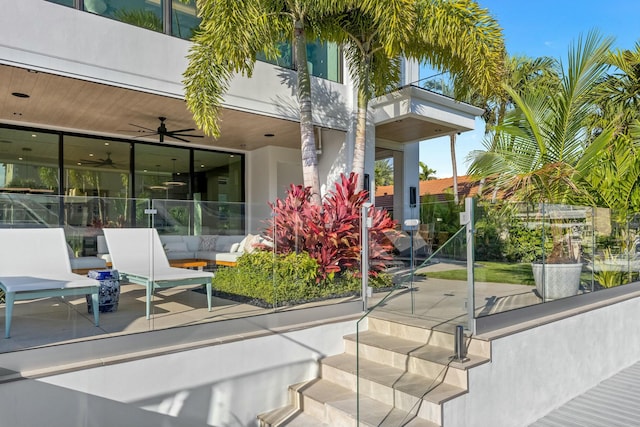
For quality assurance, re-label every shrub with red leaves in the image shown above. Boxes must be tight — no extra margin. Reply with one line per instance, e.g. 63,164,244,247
262,173,398,282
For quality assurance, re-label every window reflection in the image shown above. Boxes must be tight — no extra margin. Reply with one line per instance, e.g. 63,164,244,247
47,0,74,7
172,0,201,40
84,0,164,33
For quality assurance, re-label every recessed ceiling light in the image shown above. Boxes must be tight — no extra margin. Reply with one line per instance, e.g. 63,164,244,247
200,164,205,168
11,92,29,98
31,134,36,138
89,153,94,157
104,142,110,146
18,157,23,161
77,162,82,165
264,133,275,137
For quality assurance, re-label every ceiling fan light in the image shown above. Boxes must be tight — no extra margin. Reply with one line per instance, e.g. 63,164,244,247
162,180,186,187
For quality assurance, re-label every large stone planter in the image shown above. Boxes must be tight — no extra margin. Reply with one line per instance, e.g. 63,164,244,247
532,262,582,301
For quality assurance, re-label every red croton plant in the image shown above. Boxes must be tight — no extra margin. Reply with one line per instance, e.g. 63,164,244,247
262,173,398,282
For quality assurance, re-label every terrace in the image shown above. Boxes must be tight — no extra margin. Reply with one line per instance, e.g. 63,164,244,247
2,193,640,425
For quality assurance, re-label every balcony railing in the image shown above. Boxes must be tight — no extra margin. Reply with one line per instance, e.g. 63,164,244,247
2,194,640,356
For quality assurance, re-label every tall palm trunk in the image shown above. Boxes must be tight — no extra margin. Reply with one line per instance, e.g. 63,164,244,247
450,132,459,204
352,87,368,192
295,19,321,206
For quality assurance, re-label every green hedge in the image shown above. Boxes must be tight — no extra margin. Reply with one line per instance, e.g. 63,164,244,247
212,251,392,307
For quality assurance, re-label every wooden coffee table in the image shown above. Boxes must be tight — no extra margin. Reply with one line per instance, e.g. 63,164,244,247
169,259,208,270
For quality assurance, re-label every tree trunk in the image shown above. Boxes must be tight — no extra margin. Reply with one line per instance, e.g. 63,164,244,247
450,133,459,204
352,88,368,192
294,19,321,206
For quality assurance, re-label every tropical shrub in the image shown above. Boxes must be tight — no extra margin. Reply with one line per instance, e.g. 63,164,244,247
212,250,393,306
263,173,398,281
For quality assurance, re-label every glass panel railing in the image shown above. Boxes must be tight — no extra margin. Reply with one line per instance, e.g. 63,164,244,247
356,201,469,426
472,201,546,316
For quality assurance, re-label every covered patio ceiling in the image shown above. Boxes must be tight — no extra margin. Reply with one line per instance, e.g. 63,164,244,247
0,64,302,153
0,64,482,164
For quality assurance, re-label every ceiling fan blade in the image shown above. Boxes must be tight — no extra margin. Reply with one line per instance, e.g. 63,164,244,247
171,133,204,138
128,123,156,132
166,134,191,143
133,132,160,139
168,127,196,133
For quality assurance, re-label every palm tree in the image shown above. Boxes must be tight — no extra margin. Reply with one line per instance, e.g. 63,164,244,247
183,1,347,206
327,0,504,192
375,159,394,186
469,54,559,198
587,42,640,217
468,30,615,261
419,161,437,180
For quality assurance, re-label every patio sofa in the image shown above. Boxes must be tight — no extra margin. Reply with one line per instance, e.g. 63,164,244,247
97,233,258,267
66,245,108,274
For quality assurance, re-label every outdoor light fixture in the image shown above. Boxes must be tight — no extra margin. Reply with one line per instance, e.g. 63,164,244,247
163,158,186,187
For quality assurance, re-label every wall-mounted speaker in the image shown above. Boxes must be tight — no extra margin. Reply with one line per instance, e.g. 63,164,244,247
409,186,417,207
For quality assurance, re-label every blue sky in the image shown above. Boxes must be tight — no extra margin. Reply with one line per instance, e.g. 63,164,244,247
419,0,640,178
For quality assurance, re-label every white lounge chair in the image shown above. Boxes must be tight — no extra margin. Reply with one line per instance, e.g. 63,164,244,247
0,228,100,338
102,228,213,319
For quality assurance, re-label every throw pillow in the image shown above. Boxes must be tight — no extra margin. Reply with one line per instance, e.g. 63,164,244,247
199,235,218,251
244,234,260,254
229,242,241,253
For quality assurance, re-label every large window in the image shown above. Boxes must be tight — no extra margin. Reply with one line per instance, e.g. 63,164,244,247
47,0,200,39
307,40,341,82
257,39,342,83
0,128,59,194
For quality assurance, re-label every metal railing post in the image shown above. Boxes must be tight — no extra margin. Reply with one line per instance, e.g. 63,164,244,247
461,197,476,334
361,203,372,311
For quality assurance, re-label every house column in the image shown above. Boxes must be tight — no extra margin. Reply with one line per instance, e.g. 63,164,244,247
393,142,420,227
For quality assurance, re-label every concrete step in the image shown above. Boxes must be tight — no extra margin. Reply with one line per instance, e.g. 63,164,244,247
322,352,467,423
343,330,489,386
366,315,491,358
295,378,440,427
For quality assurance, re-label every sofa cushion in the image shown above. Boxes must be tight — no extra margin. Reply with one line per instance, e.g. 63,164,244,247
164,241,189,252
184,235,202,252
70,256,107,270
215,252,241,264
216,235,243,252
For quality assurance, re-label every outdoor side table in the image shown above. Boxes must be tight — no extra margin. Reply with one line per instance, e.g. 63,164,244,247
86,269,120,313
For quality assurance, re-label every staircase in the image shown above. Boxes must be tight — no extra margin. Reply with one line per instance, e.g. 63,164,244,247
258,313,491,426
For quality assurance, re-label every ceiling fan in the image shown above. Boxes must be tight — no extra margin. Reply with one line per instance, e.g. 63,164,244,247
79,152,119,168
128,116,204,143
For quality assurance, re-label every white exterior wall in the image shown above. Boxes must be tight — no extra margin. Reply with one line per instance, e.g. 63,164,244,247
40,319,357,426
444,297,640,426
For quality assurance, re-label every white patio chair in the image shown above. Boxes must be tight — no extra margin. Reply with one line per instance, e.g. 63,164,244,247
102,228,213,319
0,228,100,338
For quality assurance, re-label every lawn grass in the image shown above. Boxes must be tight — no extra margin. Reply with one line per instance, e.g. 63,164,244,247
422,261,536,286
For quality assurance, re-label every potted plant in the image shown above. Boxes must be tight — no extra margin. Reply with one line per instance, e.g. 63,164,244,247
530,204,587,300
468,31,615,300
